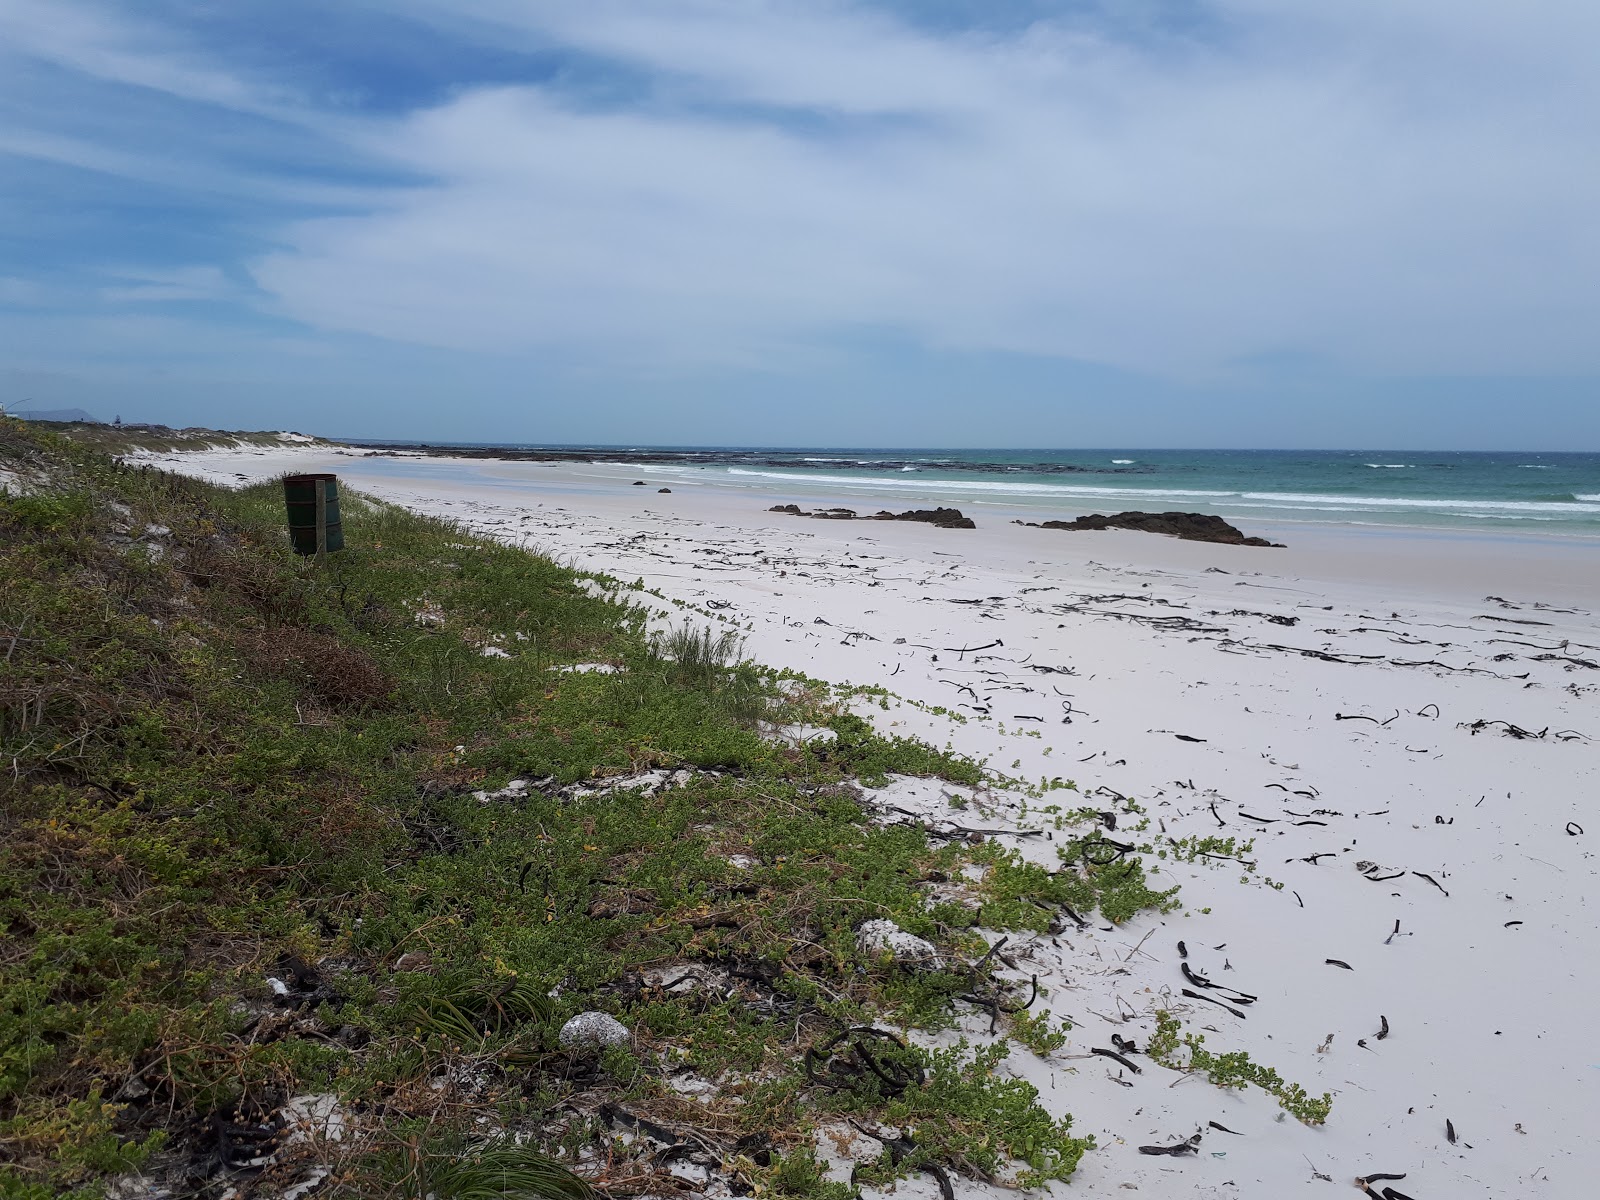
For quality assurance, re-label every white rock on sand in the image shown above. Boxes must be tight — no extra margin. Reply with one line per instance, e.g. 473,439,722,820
144,442,1600,1200
855,918,940,964
558,1011,631,1050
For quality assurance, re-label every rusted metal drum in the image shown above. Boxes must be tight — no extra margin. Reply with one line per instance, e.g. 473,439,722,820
283,473,343,555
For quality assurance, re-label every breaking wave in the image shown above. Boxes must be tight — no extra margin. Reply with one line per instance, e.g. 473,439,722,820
719,468,1600,516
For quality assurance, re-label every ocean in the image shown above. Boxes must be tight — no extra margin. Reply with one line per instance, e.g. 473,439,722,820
354,445,1600,539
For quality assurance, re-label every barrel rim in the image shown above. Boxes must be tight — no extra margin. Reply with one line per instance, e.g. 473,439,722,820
283,473,338,484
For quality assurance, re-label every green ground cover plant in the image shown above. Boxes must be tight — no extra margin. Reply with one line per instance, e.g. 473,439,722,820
1146,1012,1332,1125
0,421,1153,1197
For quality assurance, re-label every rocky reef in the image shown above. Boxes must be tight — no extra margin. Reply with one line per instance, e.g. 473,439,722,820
769,505,975,529
1016,511,1283,546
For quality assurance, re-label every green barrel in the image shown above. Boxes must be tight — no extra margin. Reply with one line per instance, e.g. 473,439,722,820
283,473,344,555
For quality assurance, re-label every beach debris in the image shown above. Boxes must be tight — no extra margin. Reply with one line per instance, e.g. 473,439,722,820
558,1011,630,1050
949,937,1039,1031
1446,1118,1458,1144
1459,718,1557,739
599,1102,684,1148
1412,871,1449,897
1533,652,1600,669
1208,1121,1242,1135
1567,822,1584,836
1016,511,1284,547
1182,988,1247,1019
1336,709,1400,725
806,1027,924,1096
1356,1173,1415,1199
849,1121,955,1200
1054,903,1089,930
1181,963,1257,1005
1091,1046,1142,1073
855,919,939,964
1325,959,1354,970
1139,1132,1203,1156
1219,607,1299,625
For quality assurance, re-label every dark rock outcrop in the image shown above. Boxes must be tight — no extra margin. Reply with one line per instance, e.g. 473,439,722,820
1017,511,1282,547
657,488,672,493
770,505,975,529
870,508,976,529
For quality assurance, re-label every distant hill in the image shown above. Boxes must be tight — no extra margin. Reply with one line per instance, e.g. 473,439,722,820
12,407,101,423
7,418,338,454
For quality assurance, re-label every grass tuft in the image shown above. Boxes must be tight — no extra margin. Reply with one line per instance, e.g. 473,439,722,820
420,1141,596,1200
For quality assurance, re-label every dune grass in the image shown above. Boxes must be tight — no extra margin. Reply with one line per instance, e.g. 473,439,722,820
0,419,1112,1198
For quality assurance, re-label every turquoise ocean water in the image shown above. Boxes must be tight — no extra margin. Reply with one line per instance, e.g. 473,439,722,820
356,445,1600,540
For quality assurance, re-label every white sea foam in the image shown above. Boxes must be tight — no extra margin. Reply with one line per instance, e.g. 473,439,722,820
717,467,1600,516
723,468,1228,499
1112,459,1135,464
1577,493,1600,502
1237,490,1600,513
1366,463,1411,468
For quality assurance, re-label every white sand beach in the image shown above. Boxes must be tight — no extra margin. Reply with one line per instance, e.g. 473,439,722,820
140,444,1599,1199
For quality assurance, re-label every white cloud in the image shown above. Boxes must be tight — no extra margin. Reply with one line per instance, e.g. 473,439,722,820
0,0,278,114
8,1,1599,382
245,1,1600,378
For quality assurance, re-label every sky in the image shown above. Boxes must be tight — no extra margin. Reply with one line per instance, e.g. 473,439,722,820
1,0,1597,449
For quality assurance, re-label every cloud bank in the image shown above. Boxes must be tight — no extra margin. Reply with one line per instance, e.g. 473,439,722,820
2,0,1598,441
251,0,1600,376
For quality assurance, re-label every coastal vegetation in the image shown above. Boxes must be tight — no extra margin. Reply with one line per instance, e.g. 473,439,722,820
0,421,1134,1198
5,419,326,456
1146,1012,1332,1126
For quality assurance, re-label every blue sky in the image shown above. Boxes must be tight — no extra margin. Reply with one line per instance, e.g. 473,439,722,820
2,0,1597,448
